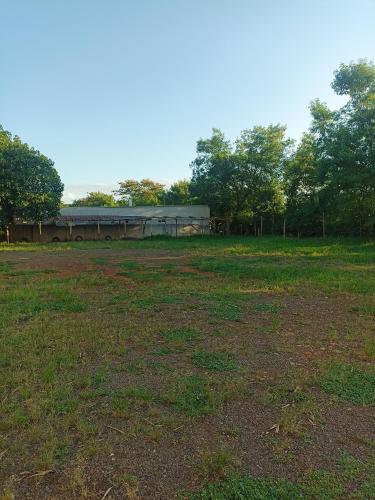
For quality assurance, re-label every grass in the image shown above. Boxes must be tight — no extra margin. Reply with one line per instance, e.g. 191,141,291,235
186,473,303,499
319,362,375,405
197,449,237,480
187,452,375,499
164,375,216,416
191,350,240,371
162,328,201,342
0,236,374,498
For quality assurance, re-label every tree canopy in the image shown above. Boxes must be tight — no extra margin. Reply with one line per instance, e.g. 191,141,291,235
115,179,166,206
190,125,290,229
71,191,117,207
164,180,192,205
190,59,375,236
0,126,64,230
1,59,373,238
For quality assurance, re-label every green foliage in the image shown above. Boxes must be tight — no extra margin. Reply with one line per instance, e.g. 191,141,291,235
115,178,166,206
319,362,375,405
189,60,375,237
0,125,63,230
191,351,239,371
71,191,117,207
165,180,193,205
190,126,289,225
198,449,235,480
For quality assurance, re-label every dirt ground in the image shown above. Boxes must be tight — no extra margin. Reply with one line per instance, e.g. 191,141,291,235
0,242,374,499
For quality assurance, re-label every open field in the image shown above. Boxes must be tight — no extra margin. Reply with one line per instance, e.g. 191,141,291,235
0,236,374,499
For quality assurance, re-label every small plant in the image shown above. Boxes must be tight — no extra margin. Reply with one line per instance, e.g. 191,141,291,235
121,473,139,499
198,449,236,480
191,350,239,371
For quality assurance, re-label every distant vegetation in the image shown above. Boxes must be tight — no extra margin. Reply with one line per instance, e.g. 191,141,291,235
1,60,374,237
66,60,375,237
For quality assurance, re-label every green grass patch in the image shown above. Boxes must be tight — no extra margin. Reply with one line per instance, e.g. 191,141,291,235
212,302,242,321
164,375,216,416
253,302,282,313
319,362,375,405
187,473,303,499
162,328,201,342
351,304,375,316
364,337,375,358
191,350,239,371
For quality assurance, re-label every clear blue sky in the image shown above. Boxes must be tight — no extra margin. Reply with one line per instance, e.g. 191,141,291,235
1,0,374,201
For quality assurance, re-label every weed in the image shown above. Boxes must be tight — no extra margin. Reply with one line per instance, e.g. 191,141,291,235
198,449,236,480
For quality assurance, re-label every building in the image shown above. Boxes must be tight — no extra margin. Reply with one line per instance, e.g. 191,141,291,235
6,205,210,242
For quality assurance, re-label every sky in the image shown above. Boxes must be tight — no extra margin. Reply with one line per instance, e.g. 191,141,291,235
1,0,375,202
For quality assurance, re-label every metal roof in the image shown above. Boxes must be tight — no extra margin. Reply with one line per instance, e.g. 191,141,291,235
60,205,210,219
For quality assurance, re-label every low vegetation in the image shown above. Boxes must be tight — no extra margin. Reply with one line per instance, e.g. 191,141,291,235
0,236,374,498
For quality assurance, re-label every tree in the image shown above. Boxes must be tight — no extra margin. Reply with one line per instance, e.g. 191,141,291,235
71,191,117,207
114,179,166,206
310,60,375,235
284,133,323,235
0,126,64,233
164,180,192,205
190,126,291,231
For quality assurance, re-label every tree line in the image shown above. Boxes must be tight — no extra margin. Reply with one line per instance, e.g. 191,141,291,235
1,60,374,237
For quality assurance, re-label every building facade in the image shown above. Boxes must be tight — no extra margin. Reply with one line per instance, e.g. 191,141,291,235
6,205,210,243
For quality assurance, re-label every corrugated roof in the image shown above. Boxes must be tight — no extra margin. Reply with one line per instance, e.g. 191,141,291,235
60,205,210,218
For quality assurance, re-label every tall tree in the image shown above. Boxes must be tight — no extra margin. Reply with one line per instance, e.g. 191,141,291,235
310,60,375,235
190,126,291,230
71,191,117,207
284,133,323,235
0,125,64,232
115,179,166,206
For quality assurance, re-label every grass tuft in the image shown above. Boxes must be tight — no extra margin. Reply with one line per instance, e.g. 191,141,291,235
191,350,239,371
